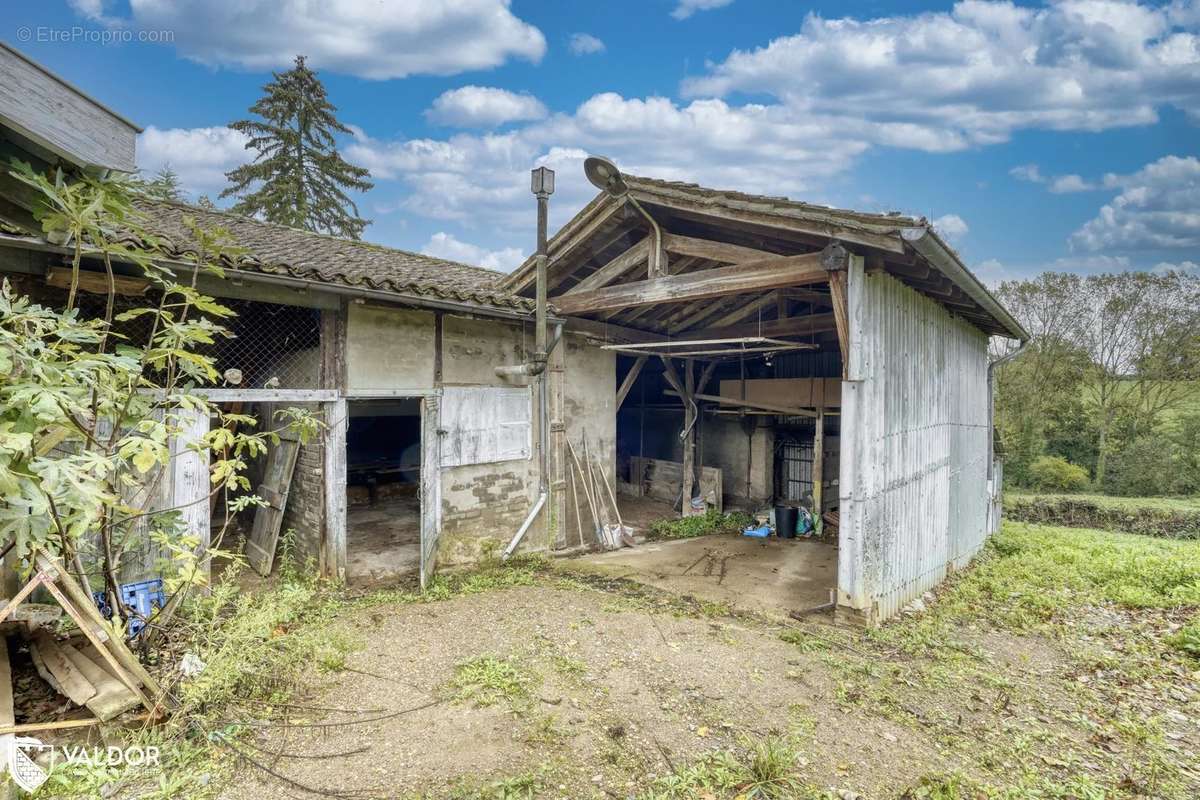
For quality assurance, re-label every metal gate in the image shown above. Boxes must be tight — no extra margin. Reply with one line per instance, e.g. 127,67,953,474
419,395,442,590
777,438,814,504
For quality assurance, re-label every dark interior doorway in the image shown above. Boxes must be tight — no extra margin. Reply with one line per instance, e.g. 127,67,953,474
345,398,422,583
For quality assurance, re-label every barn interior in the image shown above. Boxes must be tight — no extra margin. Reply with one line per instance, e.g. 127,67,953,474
502,168,1014,616
344,398,423,583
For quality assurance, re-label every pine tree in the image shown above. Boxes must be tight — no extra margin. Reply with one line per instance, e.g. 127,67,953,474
221,56,373,239
139,165,184,202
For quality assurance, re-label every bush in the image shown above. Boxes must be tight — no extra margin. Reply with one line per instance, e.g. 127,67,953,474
1028,455,1090,492
646,509,755,541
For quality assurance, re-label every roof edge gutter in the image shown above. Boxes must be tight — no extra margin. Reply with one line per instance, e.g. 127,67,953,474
900,226,1029,342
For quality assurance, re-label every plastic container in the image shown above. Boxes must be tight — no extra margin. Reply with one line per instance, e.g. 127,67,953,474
743,525,771,538
775,505,798,539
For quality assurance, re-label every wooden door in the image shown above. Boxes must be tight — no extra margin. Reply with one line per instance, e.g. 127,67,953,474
246,430,302,576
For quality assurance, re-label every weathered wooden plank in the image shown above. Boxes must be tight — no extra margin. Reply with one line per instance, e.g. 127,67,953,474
170,407,210,581
31,631,96,706
61,643,139,722
827,271,850,375
615,356,648,410
564,237,650,296
46,267,149,297
552,251,827,316
667,389,818,418
661,232,780,264
246,432,302,577
674,292,778,334
0,43,138,172
323,397,348,582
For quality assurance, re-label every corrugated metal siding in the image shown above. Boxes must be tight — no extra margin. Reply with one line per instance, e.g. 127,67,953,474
837,260,990,622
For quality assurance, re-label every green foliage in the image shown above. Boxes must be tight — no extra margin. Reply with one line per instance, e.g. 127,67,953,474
1004,492,1200,539
0,161,318,630
222,55,373,239
1028,455,1090,493
638,736,806,799
447,656,538,710
137,164,185,202
646,509,755,541
1169,620,1200,660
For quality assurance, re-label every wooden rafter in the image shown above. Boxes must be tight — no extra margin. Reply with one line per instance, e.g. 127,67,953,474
565,236,649,296
551,250,827,316
615,355,648,409
661,232,780,264
685,311,836,341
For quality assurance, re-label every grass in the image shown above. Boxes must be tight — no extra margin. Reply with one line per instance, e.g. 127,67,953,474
1006,490,1200,513
446,655,539,711
637,736,812,799
645,508,756,541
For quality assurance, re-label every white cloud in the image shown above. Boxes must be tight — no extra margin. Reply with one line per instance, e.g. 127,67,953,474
346,93,870,232
1070,155,1200,252
74,0,545,79
1151,259,1199,274
1049,254,1132,271
421,232,525,271
933,213,969,242
426,86,547,128
973,258,1017,288
136,125,250,199
672,0,735,21
683,2,1200,148
1048,174,1099,193
1010,164,1046,184
568,33,606,55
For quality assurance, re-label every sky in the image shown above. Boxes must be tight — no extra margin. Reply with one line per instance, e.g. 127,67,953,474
8,0,1200,283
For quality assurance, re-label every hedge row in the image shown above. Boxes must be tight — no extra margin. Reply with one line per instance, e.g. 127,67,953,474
1004,495,1200,539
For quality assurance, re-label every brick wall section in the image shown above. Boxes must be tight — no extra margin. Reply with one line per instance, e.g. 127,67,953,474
439,465,532,564
280,438,325,568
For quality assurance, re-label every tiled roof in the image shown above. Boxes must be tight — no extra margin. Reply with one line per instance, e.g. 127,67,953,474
128,198,533,312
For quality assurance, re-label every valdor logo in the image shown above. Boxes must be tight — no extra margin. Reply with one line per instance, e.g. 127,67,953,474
5,735,51,793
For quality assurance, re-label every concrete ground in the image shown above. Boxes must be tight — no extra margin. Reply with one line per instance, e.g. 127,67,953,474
574,533,838,619
346,494,420,584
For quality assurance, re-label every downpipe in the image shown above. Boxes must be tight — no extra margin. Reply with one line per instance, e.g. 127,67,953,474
500,168,558,560
986,339,1029,481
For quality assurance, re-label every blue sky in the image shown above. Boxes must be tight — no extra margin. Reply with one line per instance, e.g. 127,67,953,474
9,0,1199,282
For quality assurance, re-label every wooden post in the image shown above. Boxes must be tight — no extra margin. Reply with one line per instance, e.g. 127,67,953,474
323,398,348,581
813,407,825,536
682,359,696,516
171,407,210,583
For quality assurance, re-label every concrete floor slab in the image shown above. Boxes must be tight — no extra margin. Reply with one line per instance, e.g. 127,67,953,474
574,534,838,620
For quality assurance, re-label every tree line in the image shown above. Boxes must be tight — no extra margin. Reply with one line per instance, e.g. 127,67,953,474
993,270,1200,496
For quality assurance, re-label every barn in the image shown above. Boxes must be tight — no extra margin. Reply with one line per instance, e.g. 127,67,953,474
0,43,1027,624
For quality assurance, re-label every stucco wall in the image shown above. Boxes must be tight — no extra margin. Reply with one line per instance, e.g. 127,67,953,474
339,305,617,567
702,416,774,508
559,333,617,547
345,305,436,391
837,262,990,624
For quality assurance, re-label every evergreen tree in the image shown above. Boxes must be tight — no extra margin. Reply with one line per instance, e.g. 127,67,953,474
139,164,184,202
221,56,373,239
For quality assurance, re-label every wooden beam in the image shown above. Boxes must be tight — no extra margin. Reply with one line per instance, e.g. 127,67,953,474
676,292,777,333
567,316,665,345
615,355,648,409
552,250,827,316
686,312,836,341
823,245,851,375
665,389,817,418
682,359,696,515
661,232,780,264
504,195,622,293
813,408,825,534
46,266,149,297
564,237,649,296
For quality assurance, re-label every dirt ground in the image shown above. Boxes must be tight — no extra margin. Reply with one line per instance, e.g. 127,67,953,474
215,564,1200,800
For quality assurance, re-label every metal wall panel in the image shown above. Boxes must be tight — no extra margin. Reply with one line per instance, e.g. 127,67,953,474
837,259,990,622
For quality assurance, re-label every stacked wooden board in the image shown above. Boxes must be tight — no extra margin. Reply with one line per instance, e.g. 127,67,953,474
29,631,141,721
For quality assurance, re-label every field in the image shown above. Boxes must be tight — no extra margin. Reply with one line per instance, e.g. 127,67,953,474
1005,491,1200,514
37,521,1200,800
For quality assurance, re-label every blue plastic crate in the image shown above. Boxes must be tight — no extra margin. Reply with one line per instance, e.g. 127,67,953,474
92,578,165,637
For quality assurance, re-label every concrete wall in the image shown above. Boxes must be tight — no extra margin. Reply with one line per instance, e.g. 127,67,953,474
701,416,774,508
837,262,991,624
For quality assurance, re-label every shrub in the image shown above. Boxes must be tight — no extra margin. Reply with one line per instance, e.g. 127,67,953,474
1028,455,1090,492
646,509,755,541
